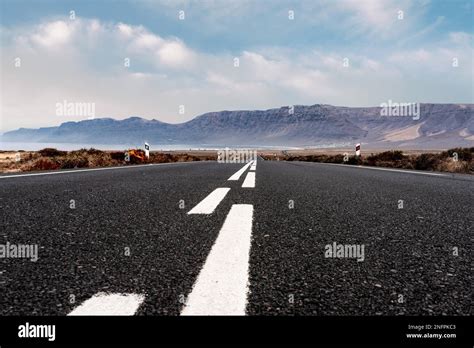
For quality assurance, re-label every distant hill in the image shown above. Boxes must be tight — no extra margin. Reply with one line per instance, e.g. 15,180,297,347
2,103,473,149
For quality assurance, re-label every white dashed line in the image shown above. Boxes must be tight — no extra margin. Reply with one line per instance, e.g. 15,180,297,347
68,293,145,316
242,172,255,188
181,204,254,315
250,160,256,171
187,188,231,214
228,162,253,181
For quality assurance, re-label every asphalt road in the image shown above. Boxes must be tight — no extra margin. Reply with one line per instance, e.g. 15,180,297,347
0,160,472,315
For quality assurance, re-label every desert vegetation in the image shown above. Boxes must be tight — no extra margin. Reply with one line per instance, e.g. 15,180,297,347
262,148,474,174
0,148,217,173
2,147,472,174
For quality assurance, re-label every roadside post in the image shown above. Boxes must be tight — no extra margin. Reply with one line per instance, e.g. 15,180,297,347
355,143,361,157
145,143,150,159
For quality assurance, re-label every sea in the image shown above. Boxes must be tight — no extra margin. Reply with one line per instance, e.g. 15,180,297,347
0,142,309,151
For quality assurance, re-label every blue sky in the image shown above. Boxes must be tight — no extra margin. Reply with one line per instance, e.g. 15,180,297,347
1,0,473,131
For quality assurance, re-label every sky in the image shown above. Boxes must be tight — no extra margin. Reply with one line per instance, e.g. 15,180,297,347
0,0,473,132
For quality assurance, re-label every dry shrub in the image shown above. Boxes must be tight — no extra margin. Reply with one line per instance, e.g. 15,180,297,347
69,148,104,156
25,158,60,171
441,147,473,161
60,156,89,169
414,153,439,170
85,148,104,155
345,155,362,165
150,153,173,163
174,153,201,162
88,152,115,167
437,160,470,173
367,151,405,162
38,148,67,157
110,151,125,161
326,154,345,163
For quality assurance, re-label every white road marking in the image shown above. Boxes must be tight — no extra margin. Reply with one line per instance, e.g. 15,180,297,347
68,293,144,316
188,188,231,214
0,161,209,179
242,172,255,188
228,162,253,181
309,162,447,177
250,161,256,171
353,165,447,176
181,204,254,315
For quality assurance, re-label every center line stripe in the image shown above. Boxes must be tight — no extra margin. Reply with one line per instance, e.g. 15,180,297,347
181,204,254,316
188,188,230,214
68,293,145,316
242,172,255,188
228,162,253,181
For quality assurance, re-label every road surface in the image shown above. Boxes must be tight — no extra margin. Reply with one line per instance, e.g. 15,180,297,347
0,160,472,315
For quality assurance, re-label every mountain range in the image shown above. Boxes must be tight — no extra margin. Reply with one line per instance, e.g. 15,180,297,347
2,103,473,149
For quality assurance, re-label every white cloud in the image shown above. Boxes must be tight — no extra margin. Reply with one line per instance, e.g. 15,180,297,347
337,0,400,28
31,20,74,47
113,23,194,68
0,17,472,132
135,32,162,48
117,22,134,37
156,40,194,67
